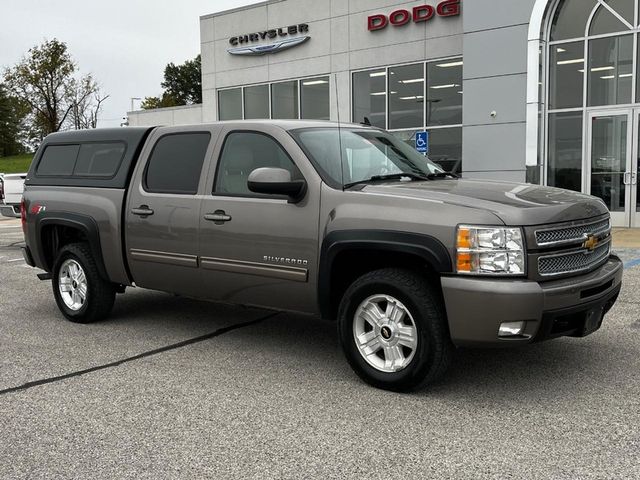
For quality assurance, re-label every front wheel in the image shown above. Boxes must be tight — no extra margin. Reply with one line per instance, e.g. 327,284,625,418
337,268,452,392
52,243,115,323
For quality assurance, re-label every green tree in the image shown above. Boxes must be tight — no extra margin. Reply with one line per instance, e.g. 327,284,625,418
142,55,201,110
140,93,179,110
4,39,101,142
0,84,28,157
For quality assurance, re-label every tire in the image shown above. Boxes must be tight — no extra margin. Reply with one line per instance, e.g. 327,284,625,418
52,243,115,323
337,268,452,392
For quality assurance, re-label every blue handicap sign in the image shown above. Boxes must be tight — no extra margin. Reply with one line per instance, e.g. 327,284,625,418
416,131,429,154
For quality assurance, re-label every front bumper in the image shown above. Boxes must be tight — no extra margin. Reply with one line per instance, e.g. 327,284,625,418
441,255,623,347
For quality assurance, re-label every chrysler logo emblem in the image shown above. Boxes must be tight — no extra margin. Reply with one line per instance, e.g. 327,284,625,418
228,36,310,56
583,235,600,252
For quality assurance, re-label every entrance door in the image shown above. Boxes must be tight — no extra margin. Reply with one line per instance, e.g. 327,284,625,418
632,112,640,227
587,110,638,227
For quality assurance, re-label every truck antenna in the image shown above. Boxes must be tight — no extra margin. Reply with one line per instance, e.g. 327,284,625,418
334,74,346,190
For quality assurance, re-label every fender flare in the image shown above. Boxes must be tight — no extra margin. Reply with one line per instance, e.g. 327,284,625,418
35,212,110,281
318,230,453,319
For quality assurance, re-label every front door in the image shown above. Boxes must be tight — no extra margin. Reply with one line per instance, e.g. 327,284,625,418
198,126,321,314
587,110,639,227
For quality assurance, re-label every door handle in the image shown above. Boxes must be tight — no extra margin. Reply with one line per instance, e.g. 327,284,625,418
131,205,154,217
632,172,638,185
623,172,631,185
204,210,232,224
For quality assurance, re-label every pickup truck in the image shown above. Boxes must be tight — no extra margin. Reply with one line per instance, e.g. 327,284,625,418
1,173,27,218
21,121,622,391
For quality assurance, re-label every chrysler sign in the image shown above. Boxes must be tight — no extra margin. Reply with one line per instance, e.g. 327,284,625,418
368,0,461,31
228,24,310,56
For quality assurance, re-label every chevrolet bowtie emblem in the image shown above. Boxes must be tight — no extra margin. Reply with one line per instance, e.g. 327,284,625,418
583,235,599,251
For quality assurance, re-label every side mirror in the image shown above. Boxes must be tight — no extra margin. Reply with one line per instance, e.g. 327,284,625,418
247,167,307,202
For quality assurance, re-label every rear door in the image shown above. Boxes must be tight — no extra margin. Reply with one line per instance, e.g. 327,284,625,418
125,126,220,296
198,125,322,314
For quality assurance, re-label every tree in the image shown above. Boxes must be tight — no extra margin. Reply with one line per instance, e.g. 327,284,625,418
70,76,110,130
140,93,179,110
0,84,29,157
4,39,106,142
142,55,201,110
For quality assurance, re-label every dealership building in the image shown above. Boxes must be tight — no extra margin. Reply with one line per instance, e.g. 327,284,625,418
128,0,640,228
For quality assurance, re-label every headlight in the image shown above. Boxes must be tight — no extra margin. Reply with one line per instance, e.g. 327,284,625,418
456,225,526,276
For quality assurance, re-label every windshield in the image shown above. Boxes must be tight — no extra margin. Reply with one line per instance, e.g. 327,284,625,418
290,128,444,187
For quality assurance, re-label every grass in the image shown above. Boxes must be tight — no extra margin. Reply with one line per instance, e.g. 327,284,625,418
0,154,33,174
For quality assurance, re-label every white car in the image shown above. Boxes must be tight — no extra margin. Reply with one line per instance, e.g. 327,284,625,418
0,173,27,218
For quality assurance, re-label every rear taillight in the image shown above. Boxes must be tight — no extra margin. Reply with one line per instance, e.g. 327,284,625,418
20,198,26,234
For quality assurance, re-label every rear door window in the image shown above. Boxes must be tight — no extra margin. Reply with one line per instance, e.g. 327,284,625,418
37,145,80,176
144,133,211,194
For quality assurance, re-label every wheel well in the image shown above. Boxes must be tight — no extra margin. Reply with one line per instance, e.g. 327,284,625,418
41,224,89,272
327,249,440,320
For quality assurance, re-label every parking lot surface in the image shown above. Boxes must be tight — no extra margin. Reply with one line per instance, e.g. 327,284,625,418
1,216,639,479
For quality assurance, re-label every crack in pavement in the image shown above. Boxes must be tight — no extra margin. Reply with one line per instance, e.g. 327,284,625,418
0,311,279,397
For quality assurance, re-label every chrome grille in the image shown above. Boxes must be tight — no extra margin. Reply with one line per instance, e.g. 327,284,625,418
535,219,610,247
538,241,611,277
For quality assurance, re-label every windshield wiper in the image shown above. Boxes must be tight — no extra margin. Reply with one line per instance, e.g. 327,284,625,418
426,172,459,180
344,173,430,189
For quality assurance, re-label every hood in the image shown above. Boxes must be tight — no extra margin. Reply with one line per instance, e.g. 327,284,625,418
362,179,608,226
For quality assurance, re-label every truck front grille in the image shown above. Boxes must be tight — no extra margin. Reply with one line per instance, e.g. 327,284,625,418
535,218,610,247
538,240,611,277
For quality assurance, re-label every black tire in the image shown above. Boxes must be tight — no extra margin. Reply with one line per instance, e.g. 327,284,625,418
337,268,452,392
52,243,115,323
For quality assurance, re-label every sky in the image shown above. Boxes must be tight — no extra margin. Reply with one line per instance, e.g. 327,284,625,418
0,0,263,128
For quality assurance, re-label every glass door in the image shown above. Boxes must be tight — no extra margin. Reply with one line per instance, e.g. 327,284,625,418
632,111,640,228
587,110,633,227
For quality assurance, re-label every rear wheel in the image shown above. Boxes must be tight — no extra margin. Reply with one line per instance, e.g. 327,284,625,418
52,243,115,323
337,268,452,392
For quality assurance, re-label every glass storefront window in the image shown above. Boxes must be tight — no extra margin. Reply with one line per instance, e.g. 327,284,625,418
548,112,583,192
301,77,330,120
590,4,629,36
244,84,269,119
218,88,242,121
391,128,462,174
427,60,462,126
389,63,424,130
549,42,584,110
607,0,634,24
588,35,633,107
550,0,597,41
352,69,386,128
636,33,640,103
271,81,298,120
426,128,462,174
218,77,330,121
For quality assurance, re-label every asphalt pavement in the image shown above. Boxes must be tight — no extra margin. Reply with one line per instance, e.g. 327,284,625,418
1,216,639,479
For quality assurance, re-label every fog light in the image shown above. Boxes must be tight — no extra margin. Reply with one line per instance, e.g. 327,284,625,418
498,321,526,337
